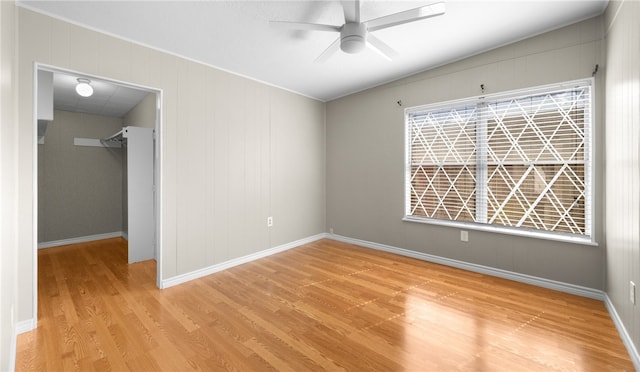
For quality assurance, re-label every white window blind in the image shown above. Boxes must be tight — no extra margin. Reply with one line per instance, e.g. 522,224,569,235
405,80,592,239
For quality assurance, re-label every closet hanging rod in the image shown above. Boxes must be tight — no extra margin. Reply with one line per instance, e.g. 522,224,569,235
102,128,126,143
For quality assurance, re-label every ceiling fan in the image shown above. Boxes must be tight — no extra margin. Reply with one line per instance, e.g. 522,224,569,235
270,0,446,62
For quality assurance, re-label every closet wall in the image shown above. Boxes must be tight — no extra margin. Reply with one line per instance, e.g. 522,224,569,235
121,93,156,237
38,110,123,243
124,92,155,128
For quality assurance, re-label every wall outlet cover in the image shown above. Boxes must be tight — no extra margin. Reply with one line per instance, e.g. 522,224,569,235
460,230,469,242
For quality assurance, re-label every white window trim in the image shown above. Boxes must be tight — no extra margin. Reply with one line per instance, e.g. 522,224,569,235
404,78,596,245
401,216,597,246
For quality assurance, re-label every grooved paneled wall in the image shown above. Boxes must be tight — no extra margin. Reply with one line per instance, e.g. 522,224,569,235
16,7,325,325
0,1,18,371
604,0,640,360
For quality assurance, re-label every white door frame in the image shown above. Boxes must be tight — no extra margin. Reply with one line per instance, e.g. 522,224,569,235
32,63,164,323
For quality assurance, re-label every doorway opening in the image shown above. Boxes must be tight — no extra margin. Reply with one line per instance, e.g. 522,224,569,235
33,64,163,321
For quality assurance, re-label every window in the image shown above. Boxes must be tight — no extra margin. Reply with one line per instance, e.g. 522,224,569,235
405,80,593,241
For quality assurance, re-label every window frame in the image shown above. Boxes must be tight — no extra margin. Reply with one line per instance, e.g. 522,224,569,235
403,79,596,245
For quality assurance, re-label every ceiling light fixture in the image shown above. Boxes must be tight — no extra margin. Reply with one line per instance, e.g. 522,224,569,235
75,78,94,97
340,23,366,54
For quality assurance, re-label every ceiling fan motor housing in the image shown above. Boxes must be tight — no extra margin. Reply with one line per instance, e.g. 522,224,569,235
340,23,367,54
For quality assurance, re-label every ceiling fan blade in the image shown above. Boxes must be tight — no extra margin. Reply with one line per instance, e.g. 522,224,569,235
269,21,341,33
366,1,445,32
315,37,341,63
341,0,360,23
367,34,398,61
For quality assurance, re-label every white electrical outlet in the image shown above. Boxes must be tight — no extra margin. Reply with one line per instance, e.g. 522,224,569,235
267,216,273,227
329,228,334,234
460,230,469,242
631,281,636,305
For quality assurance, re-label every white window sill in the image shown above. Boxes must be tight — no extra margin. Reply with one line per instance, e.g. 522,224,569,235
402,216,598,246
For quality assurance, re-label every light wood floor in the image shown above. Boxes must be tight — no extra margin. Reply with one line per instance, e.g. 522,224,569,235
16,238,634,371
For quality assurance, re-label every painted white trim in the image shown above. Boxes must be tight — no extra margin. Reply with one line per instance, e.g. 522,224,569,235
38,231,126,249
16,318,36,334
73,137,121,148
604,294,640,371
605,0,626,34
9,325,17,372
32,63,39,337
36,63,163,98
161,233,329,289
154,90,163,288
401,217,598,246
329,234,604,300
402,79,597,248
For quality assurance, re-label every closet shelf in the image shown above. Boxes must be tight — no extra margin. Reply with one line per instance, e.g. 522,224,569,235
75,127,154,149
74,137,121,148
102,128,126,144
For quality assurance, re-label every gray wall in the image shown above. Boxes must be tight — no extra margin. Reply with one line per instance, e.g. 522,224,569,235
0,1,17,371
16,7,326,324
38,110,124,243
123,92,155,129
326,17,605,290
605,0,640,359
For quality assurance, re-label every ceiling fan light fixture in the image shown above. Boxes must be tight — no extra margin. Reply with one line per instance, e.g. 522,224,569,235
340,23,367,54
75,78,94,97
271,0,445,61
341,35,365,54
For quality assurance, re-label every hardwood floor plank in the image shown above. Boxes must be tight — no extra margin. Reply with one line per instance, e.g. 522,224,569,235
16,237,635,371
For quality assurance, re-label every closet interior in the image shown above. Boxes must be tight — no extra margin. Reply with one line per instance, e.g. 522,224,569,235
37,69,157,265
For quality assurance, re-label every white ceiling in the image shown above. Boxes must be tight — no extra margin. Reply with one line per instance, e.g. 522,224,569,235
53,72,149,117
20,0,608,102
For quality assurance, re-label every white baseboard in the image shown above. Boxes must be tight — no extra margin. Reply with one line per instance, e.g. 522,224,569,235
16,318,36,334
38,231,126,249
23,231,640,369
161,233,329,289
11,318,36,370
330,234,640,367
604,294,640,371
329,234,604,300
